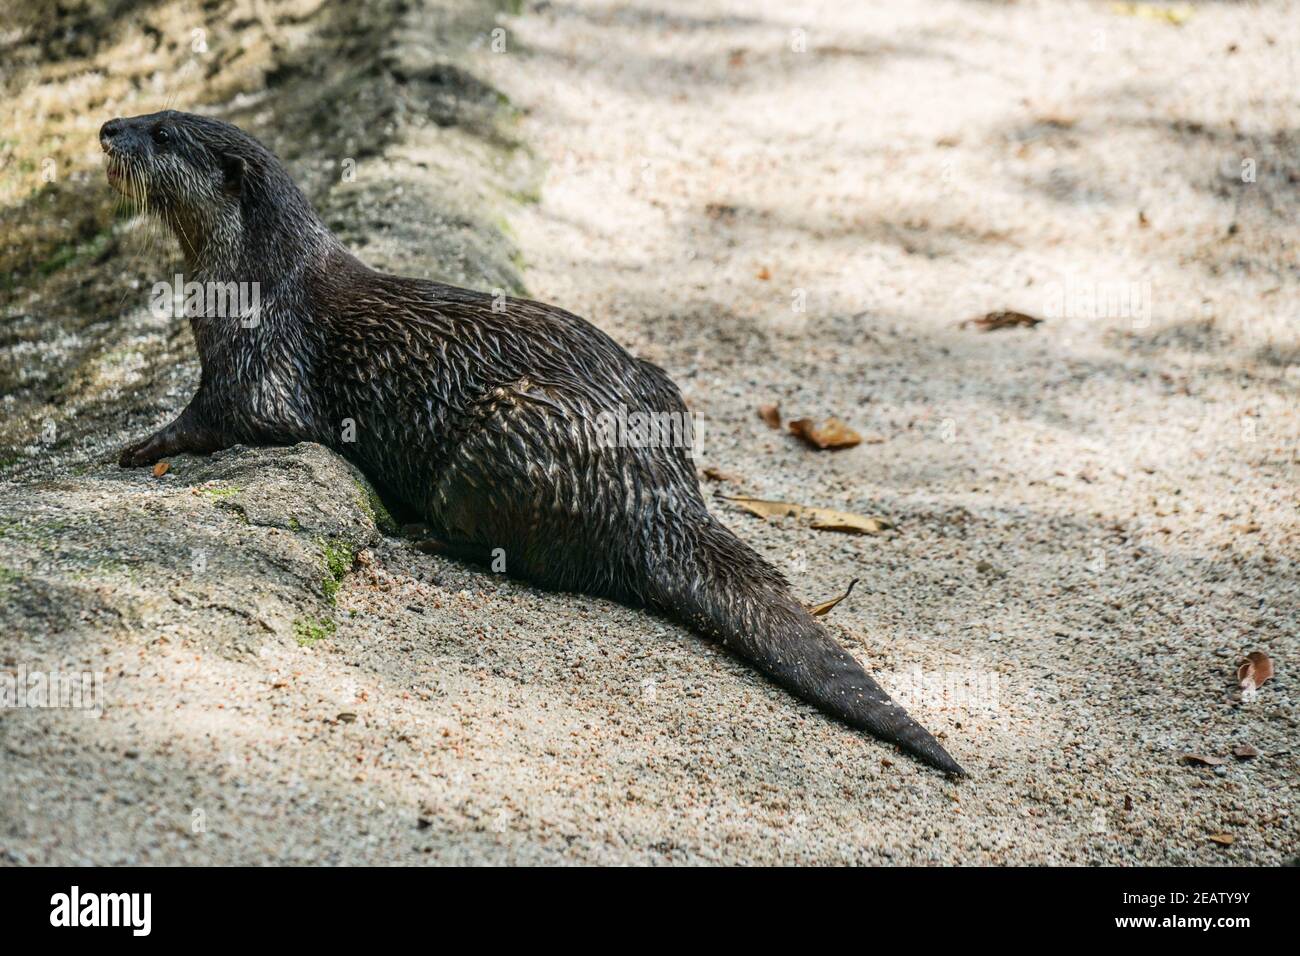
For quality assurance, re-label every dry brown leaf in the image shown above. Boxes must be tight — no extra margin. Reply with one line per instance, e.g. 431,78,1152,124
702,466,740,483
960,310,1044,332
152,461,170,477
808,579,858,617
757,404,782,429
1208,833,1235,846
1232,743,1260,760
1237,651,1274,691
720,495,894,536
723,496,804,521
1181,753,1227,767
788,417,863,450
808,509,894,534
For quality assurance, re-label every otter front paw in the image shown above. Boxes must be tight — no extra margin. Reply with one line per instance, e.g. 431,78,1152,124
118,433,169,468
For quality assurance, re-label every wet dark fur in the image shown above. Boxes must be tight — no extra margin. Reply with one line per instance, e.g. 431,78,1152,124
102,110,964,775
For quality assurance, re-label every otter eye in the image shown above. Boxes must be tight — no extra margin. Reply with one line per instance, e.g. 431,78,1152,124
151,127,171,146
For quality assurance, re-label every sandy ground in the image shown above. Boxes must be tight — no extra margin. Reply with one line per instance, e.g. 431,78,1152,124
2,0,1297,864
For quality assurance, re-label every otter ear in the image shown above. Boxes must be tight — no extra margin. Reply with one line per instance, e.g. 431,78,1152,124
219,153,245,198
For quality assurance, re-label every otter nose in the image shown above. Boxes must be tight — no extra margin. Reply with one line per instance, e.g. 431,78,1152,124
100,119,125,151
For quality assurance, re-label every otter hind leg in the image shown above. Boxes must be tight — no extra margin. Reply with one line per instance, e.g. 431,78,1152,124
424,401,637,598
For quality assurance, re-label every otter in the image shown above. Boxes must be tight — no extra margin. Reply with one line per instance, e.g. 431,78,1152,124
102,109,964,775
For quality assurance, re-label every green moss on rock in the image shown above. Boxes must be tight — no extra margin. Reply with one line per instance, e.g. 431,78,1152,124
317,536,355,604
293,617,336,647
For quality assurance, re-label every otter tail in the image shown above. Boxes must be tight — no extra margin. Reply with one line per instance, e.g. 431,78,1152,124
646,512,965,776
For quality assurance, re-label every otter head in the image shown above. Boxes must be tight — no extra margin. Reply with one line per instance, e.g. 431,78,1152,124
100,109,320,271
